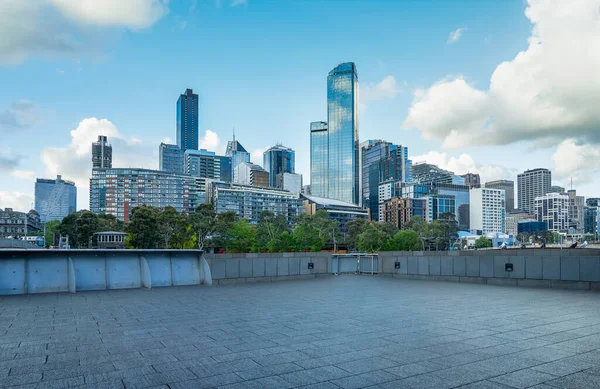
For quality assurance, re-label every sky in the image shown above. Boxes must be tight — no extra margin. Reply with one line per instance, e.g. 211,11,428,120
1,0,600,212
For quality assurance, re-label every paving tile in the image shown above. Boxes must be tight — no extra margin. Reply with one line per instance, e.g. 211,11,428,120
217,375,295,389
280,365,350,386
169,373,244,388
385,361,444,378
489,368,557,388
335,356,399,374
330,369,398,389
545,372,600,388
236,362,303,380
122,368,197,389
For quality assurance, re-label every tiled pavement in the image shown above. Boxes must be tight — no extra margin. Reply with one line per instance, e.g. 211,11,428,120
1,276,600,389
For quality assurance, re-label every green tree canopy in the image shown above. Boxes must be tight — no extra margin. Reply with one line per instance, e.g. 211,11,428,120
357,223,389,253
474,236,493,248
344,218,369,251
125,206,161,249
389,229,421,251
226,219,256,253
255,211,290,252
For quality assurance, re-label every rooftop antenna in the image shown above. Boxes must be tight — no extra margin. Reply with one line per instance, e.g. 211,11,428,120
570,177,573,191
233,127,235,142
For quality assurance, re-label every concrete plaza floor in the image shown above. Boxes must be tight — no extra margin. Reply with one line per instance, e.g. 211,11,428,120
1,276,600,389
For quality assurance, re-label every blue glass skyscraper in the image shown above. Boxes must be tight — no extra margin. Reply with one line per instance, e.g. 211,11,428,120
176,88,198,152
226,134,250,182
327,63,359,204
310,121,328,198
263,145,295,188
35,175,77,223
159,143,184,174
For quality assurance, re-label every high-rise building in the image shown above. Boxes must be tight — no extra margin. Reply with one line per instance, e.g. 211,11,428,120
435,183,470,231
215,156,232,183
584,198,600,235
176,88,198,152
185,149,216,178
280,172,302,194
233,162,269,187
534,193,569,232
361,140,411,221
92,135,112,169
35,175,77,223
461,173,481,188
470,188,506,234
209,182,304,225
310,121,328,198
423,194,456,223
517,168,551,213
485,180,515,213
159,143,184,174
90,168,197,222
263,145,295,188
226,134,250,182
327,62,359,205
567,189,585,233
382,198,426,230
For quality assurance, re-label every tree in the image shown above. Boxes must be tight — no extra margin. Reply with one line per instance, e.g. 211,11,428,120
58,211,82,246
345,218,368,251
255,211,290,252
474,236,493,248
44,220,60,248
268,231,296,252
125,206,161,249
293,224,324,252
76,211,99,248
157,207,185,248
97,213,123,233
358,223,389,253
226,219,256,253
189,204,217,250
389,230,421,251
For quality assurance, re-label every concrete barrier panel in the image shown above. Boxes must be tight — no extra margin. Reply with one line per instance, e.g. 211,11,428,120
27,255,68,293
543,256,561,280
440,258,453,276
466,257,479,277
106,255,141,289
314,256,328,274
580,257,600,282
561,257,579,281
211,259,226,280
289,257,300,276
525,256,543,279
225,259,240,278
73,255,107,291
145,253,172,287
407,257,418,274
397,257,408,275
171,254,200,285
453,257,466,277
239,259,253,278
493,257,509,278
252,258,266,277
418,257,429,275
382,256,396,273
509,256,525,279
0,257,25,295
300,258,311,275
429,257,441,276
480,256,494,277
265,258,278,276
277,258,289,276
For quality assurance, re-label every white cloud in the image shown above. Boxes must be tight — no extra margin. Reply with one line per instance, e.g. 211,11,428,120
552,138,600,186
0,100,40,132
11,170,36,181
361,76,401,103
447,27,466,44
0,191,34,213
404,0,600,149
40,118,157,209
199,130,225,154
251,148,266,166
412,151,518,183
0,0,169,64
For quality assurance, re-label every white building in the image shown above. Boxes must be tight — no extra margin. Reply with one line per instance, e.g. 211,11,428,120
233,162,269,187
534,193,569,232
517,168,551,213
281,172,302,194
470,188,506,234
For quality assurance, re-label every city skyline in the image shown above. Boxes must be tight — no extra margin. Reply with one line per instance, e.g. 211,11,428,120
1,0,599,212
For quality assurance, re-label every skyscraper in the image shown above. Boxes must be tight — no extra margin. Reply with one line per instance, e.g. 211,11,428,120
226,134,250,182
35,175,77,223
310,121,328,198
92,135,112,169
327,62,359,204
517,168,551,213
534,193,569,232
485,180,515,212
159,143,184,174
470,188,506,234
263,145,295,188
361,140,411,220
567,189,585,232
176,88,199,152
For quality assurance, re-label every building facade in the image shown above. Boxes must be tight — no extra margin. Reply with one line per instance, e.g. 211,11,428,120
176,88,199,152
423,195,456,223
281,172,302,194
461,173,481,188
210,183,304,225
92,135,112,169
412,163,454,185
0,208,42,238
35,175,77,223
185,149,215,178
485,180,515,213
309,121,328,198
567,189,585,233
361,140,411,221
301,194,368,233
233,162,269,187
534,193,569,233
382,198,426,230
225,135,250,182
263,145,295,188
470,188,506,234
517,168,551,213
327,62,359,205
90,168,196,222
159,143,184,174
505,210,537,236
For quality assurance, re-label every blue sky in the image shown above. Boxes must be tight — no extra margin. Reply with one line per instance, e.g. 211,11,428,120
1,0,599,211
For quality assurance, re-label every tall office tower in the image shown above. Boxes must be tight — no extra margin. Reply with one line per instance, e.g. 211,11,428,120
35,175,77,223
159,143,184,174
92,135,112,168
234,162,270,187
485,180,515,212
185,149,216,178
517,168,551,213
534,193,569,232
470,188,506,234
567,189,585,232
361,140,411,221
310,121,328,198
327,62,359,204
225,134,250,182
176,88,199,152
461,173,481,188
215,156,232,182
263,145,295,188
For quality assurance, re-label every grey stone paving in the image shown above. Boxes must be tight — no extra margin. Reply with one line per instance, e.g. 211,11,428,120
1,276,600,389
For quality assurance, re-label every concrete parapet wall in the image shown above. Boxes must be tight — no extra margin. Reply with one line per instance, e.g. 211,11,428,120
379,249,600,291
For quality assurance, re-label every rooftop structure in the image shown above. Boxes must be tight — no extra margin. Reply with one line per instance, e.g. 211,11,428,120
92,135,112,169
263,144,295,188
301,193,368,232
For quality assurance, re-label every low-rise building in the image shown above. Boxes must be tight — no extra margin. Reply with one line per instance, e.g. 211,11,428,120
301,194,368,232
534,193,569,233
233,162,269,187
0,208,42,238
